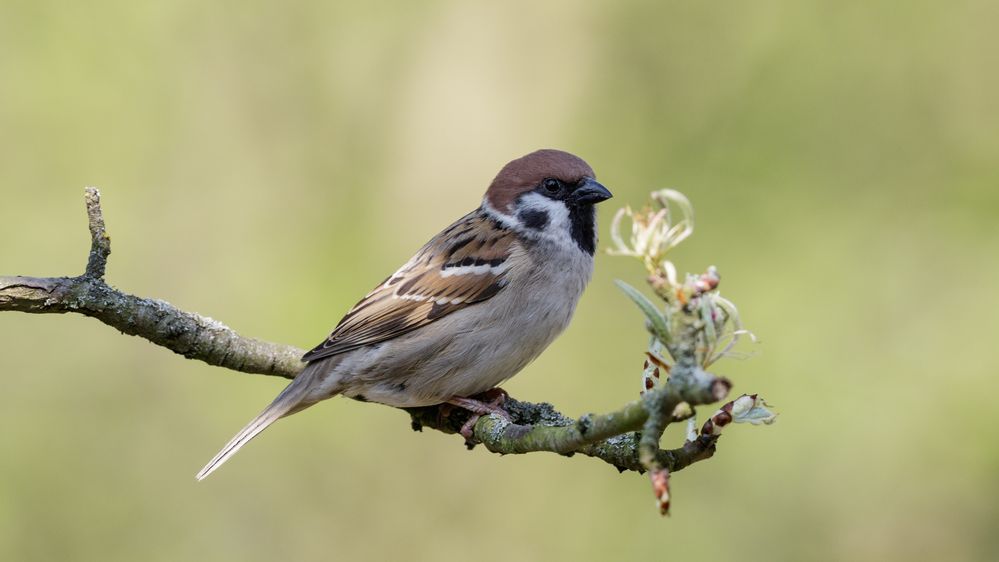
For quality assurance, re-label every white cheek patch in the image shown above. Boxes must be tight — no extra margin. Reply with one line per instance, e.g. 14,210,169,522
516,192,571,236
481,193,582,253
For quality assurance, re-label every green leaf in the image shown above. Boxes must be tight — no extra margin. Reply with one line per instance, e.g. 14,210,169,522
615,280,672,344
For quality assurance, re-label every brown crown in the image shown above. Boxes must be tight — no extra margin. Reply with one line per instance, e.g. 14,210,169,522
485,149,595,213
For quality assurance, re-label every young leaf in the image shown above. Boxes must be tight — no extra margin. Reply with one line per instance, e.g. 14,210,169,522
730,394,778,425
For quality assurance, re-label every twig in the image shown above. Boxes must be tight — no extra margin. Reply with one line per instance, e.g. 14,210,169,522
84,187,111,278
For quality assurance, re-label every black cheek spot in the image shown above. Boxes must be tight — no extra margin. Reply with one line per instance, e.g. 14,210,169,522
520,209,549,230
352,394,368,403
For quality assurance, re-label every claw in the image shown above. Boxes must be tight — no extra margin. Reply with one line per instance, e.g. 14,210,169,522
446,389,511,445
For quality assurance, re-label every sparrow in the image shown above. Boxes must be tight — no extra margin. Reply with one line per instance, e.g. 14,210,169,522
196,149,612,480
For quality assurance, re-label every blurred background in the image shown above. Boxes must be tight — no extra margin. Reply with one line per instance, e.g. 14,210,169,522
2,1,997,560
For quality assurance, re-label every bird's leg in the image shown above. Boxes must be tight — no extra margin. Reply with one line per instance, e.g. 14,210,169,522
446,388,511,445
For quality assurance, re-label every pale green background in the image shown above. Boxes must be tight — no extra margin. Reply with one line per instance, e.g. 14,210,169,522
1,1,997,561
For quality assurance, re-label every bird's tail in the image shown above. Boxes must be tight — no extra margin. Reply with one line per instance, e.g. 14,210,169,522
196,364,327,481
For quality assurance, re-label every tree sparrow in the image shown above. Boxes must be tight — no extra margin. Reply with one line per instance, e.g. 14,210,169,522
197,149,612,480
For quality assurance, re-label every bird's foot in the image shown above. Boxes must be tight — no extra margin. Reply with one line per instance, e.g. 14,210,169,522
446,389,511,447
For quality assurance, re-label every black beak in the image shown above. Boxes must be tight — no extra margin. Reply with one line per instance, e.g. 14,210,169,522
571,178,613,205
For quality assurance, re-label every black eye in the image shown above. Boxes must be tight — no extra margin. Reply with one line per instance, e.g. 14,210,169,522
542,178,561,194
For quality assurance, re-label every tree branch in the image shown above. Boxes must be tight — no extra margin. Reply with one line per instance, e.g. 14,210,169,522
2,188,752,511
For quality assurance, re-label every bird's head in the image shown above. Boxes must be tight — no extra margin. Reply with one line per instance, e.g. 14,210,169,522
483,149,612,254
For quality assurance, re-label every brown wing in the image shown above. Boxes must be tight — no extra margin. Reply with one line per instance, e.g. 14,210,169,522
302,211,518,363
